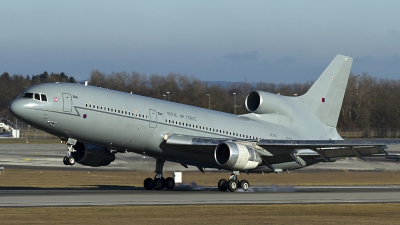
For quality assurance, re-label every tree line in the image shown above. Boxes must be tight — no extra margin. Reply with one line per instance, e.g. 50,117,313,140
1,70,400,132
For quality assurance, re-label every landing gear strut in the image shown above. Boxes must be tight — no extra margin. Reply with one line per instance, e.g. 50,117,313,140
63,144,76,166
218,172,250,192
143,158,176,190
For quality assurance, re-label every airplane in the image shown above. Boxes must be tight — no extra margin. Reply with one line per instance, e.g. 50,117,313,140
8,55,394,192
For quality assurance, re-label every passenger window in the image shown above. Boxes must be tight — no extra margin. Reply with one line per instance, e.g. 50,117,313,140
41,94,47,102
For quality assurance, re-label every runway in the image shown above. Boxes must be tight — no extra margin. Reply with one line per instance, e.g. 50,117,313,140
2,185,400,207
1,143,400,208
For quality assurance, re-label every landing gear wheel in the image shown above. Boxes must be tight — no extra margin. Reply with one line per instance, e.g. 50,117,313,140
143,178,154,190
68,156,75,165
218,179,228,192
239,180,250,191
164,177,175,190
63,156,69,165
227,180,238,192
153,178,164,190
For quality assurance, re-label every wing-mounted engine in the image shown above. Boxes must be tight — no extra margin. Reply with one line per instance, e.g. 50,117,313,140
214,142,261,170
70,142,115,167
245,90,294,115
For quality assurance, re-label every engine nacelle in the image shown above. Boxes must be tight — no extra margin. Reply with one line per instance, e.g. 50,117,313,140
245,90,293,115
71,142,115,167
214,142,261,170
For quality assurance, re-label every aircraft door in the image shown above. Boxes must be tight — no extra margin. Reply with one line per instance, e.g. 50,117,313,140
149,109,157,128
62,93,72,112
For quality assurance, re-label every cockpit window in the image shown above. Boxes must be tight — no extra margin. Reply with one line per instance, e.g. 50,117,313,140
21,92,48,102
41,94,47,102
22,93,34,99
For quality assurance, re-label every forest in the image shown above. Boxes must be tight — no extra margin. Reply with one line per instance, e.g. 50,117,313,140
1,70,400,137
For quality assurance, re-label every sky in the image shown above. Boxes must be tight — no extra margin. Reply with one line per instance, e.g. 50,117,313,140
1,0,400,83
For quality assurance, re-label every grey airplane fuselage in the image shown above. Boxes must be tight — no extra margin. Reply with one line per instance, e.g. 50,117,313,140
10,82,328,169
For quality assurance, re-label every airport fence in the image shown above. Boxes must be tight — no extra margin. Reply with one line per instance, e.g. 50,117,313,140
1,119,57,140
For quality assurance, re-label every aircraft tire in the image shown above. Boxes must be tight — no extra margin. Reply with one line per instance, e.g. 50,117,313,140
68,156,75,165
239,180,250,191
218,179,228,191
153,178,164,190
143,178,154,190
63,156,69,165
164,177,175,190
227,180,238,192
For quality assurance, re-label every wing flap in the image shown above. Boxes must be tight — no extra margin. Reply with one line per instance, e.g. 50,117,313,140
312,146,387,161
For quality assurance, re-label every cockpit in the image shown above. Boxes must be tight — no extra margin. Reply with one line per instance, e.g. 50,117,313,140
20,92,48,102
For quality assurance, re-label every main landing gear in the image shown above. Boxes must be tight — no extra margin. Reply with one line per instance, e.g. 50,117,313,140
217,172,250,192
63,144,76,166
143,158,175,190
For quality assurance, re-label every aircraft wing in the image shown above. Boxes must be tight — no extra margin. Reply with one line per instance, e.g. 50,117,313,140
257,139,397,148
166,135,396,160
257,139,399,161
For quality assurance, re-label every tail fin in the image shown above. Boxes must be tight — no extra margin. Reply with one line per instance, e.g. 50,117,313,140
299,55,352,128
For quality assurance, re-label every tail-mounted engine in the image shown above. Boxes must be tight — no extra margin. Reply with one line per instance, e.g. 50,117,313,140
245,90,293,115
70,142,115,167
214,142,261,170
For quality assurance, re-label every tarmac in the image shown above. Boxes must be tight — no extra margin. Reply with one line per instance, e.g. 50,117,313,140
1,142,400,207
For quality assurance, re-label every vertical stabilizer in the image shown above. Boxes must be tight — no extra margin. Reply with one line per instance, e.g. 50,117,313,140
299,55,352,128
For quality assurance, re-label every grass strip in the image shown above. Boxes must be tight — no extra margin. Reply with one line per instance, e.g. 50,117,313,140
1,204,400,225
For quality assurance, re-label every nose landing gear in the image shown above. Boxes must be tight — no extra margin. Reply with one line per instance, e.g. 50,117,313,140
63,144,76,166
143,158,176,190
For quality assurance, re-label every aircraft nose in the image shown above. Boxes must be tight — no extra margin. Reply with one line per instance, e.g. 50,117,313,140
9,100,24,119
